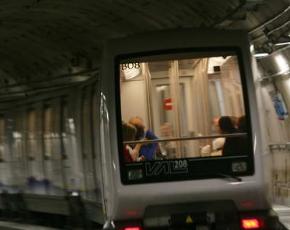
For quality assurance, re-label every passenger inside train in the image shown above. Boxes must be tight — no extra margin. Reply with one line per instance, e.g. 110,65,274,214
128,116,159,161
119,51,251,162
209,117,225,156
218,116,240,156
122,121,145,162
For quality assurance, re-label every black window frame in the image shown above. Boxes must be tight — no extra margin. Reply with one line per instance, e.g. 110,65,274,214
115,47,254,185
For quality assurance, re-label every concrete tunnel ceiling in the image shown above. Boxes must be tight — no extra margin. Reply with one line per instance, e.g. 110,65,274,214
0,0,289,99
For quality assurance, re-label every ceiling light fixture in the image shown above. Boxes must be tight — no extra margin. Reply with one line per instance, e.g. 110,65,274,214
122,67,140,80
250,44,255,53
274,35,290,46
253,52,269,58
275,41,290,46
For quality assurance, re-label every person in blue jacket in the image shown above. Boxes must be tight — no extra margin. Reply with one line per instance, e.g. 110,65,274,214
129,116,159,160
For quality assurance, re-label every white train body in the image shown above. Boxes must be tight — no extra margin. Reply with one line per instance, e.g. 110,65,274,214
100,29,274,228
0,29,280,229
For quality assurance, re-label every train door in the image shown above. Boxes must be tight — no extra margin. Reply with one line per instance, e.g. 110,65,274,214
42,100,66,195
0,114,12,191
80,86,97,201
61,97,79,193
6,111,27,192
25,106,46,194
150,61,195,158
126,59,211,159
61,93,88,196
0,115,5,189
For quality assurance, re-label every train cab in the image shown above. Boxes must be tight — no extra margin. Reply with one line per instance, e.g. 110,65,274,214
100,29,278,229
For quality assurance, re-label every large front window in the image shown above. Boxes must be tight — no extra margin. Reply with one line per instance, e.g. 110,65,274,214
117,49,253,184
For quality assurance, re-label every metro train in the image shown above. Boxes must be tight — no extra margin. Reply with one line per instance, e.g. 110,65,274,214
0,29,284,229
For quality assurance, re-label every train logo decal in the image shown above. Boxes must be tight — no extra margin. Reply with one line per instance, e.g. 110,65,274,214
145,160,188,176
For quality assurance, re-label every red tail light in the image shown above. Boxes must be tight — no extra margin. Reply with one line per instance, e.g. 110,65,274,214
241,218,263,229
123,227,142,230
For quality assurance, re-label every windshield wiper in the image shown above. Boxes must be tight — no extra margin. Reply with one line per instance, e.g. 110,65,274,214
215,173,242,182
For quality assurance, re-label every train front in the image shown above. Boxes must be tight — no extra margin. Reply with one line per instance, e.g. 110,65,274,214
100,30,276,230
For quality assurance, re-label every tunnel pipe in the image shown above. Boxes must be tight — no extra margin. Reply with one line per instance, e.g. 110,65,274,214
212,1,247,27
0,68,99,91
251,20,290,43
249,5,290,35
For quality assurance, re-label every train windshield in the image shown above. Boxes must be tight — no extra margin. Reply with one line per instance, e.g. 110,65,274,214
117,49,253,184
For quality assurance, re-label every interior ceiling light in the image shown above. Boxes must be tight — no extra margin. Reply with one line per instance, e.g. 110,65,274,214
253,52,269,58
275,42,290,46
253,43,272,58
122,67,140,80
250,44,255,53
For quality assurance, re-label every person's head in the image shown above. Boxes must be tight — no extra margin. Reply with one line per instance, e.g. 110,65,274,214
122,122,137,142
129,116,145,140
238,115,247,132
218,116,236,133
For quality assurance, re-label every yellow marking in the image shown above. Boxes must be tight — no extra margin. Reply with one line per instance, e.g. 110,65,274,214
186,215,193,224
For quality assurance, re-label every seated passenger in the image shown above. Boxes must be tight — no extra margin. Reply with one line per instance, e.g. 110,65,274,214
210,137,225,156
210,117,225,156
201,144,211,157
122,122,144,162
237,115,247,132
129,116,159,160
218,116,239,156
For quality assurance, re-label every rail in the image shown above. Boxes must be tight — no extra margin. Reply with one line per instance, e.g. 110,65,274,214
123,133,247,145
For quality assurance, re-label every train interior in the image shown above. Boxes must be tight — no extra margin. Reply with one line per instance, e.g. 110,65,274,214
120,52,249,161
